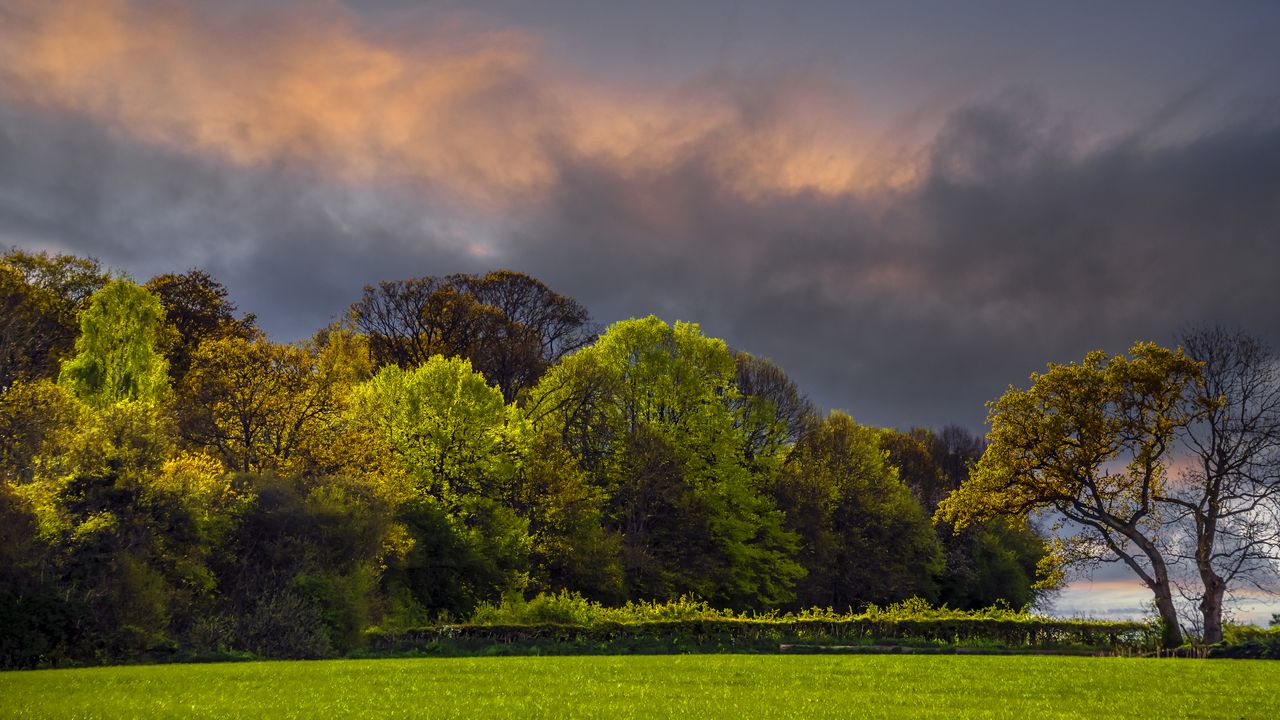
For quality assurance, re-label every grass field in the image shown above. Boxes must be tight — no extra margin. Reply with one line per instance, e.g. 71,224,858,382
2,655,1277,719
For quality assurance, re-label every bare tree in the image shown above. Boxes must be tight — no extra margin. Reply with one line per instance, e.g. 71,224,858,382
731,352,819,465
350,271,593,402
1163,327,1280,644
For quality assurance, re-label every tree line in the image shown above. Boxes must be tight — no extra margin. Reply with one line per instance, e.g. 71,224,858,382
0,248,1046,665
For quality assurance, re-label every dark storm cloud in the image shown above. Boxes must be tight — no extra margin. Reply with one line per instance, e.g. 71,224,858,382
0,100,487,336
2,1,1279,431
508,92,1280,429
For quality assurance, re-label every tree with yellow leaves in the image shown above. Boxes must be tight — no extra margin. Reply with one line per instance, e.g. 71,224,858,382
936,342,1201,647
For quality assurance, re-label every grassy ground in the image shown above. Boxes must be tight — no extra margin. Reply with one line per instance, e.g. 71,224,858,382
2,655,1276,719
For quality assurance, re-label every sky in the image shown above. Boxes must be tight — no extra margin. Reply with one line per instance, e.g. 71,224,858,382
2,0,1280,624
3,0,1280,431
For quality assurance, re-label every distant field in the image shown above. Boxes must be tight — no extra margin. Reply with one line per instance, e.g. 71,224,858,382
2,655,1276,719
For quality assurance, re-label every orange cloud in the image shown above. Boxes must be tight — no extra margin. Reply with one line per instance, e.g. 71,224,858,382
0,0,919,209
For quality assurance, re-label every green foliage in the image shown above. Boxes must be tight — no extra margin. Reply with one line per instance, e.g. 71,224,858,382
352,356,531,618
732,351,818,473
352,356,519,504
63,399,177,482
527,317,803,609
144,269,258,384
776,412,943,609
935,342,1203,647
0,379,78,485
935,520,1045,610
938,343,1201,530
379,592,1155,654
0,481,76,668
0,249,108,389
1,265,59,388
59,279,170,408
209,474,394,658
471,591,733,625
881,427,1050,610
1210,623,1280,659
516,431,623,601
178,335,357,475
2,248,107,310
45,466,209,660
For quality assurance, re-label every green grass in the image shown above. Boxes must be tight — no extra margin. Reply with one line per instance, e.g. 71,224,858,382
2,655,1276,719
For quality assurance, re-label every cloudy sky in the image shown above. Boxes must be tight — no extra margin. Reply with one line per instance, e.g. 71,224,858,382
2,0,1280,433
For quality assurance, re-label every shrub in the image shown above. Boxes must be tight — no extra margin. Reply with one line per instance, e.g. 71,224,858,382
1210,623,1280,660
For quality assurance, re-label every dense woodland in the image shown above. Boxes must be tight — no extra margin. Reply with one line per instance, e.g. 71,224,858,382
0,248,1050,665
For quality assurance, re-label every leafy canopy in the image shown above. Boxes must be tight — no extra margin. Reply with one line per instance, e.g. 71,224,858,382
59,279,170,408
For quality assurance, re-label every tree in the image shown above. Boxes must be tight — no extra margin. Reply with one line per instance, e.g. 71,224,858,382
145,269,257,384
45,465,207,658
209,473,395,657
457,271,594,399
351,276,487,371
937,342,1202,647
351,356,531,615
1163,328,1280,644
1,266,59,390
0,479,75,668
515,431,622,601
732,351,819,471
350,271,592,401
2,248,107,310
776,413,942,609
352,356,520,504
1,250,108,389
526,316,803,608
882,427,1049,610
177,335,356,475
59,279,170,408
0,380,78,486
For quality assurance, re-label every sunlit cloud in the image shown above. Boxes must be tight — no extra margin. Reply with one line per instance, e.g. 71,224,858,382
0,0,913,212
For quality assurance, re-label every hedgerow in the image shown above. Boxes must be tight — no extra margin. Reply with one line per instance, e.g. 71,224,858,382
366,592,1156,652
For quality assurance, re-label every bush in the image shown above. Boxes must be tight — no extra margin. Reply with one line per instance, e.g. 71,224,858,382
1210,624,1280,660
236,591,334,660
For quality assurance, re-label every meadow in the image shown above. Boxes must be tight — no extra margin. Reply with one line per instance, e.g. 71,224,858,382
2,655,1277,719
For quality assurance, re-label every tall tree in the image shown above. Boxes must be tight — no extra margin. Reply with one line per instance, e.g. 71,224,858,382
1163,328,1280,644
732,351,819,471
2,249,106,309
59,279,170,408
177,335,357,475
937,343,1202,647
0,250,108,389
457,270,594,398
145,269,258,384
352,356,520,504
351,356,531,615
0,380,77,486
526,316,803,608
350,276,484,372
350,271,591,401
515,430,622,601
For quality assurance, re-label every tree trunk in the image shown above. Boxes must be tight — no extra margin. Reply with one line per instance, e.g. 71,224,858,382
1199,574,1226,645
1128,532,1184,648
1151,584,1184,648
1146,586,1182,648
